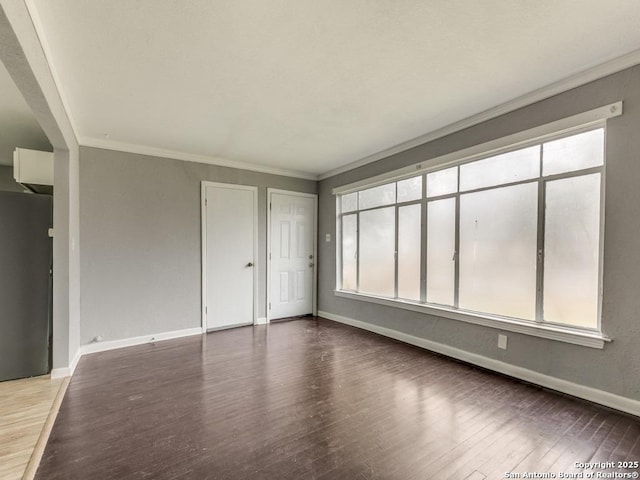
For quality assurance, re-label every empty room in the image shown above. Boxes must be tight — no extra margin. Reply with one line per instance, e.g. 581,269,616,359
1,1,640,479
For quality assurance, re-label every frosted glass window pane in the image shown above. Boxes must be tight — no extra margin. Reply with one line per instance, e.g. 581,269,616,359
544,174,600,328
460,146,540,191
426,198,455,306
459,183,538,319
358,183,396,210
341,193,357,213
397,176,423,203
359,207,395,297
427,167,458,197
543,129,604,176
398,204,421,300
341,214,357,290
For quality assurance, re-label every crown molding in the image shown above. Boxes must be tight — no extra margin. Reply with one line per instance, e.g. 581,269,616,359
318,48,640,181
80,137,319,181
25,0,640,185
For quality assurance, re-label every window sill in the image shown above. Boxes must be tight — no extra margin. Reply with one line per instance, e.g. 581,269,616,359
333,290,610,349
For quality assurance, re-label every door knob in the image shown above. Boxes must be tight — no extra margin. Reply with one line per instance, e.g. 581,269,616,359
246,262,254,267
309,262,314,268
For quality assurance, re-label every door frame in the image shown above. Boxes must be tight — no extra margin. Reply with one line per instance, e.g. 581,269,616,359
201,181,259,331
266,188,318,322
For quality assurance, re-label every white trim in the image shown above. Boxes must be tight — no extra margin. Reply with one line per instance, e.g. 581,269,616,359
334,290,608,349
201,181,259,330
251,186,260,325
312,195,318,317
319,310,640,417
332,102,622,195
266,189,319,321
320,47,640,181
50,347,81,379
82,137,317,180
81,327,203,355
335,196,342,292
266,188,272,322
50,367,70,379
22,376,70,480
256,317,268,325
201,182,207,330
69,347,81,375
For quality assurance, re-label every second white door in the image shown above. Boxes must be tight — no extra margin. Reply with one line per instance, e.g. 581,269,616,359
269,191,316,320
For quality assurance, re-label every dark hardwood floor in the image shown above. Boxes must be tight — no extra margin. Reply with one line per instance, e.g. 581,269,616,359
36,318,640,479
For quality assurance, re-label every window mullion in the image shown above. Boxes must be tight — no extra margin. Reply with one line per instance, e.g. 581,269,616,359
336,196,341,290
420,174,427,303
535,147,545,323
596,149,606,333
356,212,360,292
454,170,461,309
394,205,399,299
338,213,342,290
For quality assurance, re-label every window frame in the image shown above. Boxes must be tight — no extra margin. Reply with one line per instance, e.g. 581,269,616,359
334,102,622,349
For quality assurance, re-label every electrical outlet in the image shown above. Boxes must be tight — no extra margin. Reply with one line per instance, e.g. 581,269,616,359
325,233,331,242
498,334,508,350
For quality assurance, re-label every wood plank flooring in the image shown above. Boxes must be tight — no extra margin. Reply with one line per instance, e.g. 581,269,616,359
35,318,640,479
0,375,65,480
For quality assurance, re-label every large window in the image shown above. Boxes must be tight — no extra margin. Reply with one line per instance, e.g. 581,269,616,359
337,127,605,333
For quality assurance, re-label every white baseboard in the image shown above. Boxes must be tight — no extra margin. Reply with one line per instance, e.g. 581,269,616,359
255,317,268,325
81,327,204,355
69,348,81,375
50,327,204,378
318,310,640,417
50,367,70,379
50,347,81,379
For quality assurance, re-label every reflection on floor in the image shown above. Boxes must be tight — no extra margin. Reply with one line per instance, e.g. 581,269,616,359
0,375,66,480
35,318,640,479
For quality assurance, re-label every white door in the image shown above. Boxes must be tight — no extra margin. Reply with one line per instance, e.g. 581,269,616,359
203,183,256,330
269,191,316,320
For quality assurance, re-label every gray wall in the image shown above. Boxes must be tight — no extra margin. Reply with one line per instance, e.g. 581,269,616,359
79,146,316,345
318,65,640,401
0,165,23,192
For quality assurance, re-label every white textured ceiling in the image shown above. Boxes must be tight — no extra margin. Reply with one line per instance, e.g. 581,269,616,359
30,1,640,177
0,61,51,166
